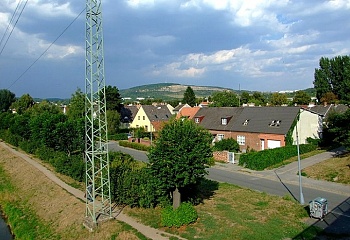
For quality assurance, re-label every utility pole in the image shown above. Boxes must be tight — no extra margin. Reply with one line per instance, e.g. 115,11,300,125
84,0,111,229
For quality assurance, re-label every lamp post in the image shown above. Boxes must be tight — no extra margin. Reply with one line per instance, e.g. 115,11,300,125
296,121,305,205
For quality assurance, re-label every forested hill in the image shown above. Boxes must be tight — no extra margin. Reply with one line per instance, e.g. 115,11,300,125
119,83,233,100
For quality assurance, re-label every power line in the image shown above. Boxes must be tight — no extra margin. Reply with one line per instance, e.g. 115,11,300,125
0,0,28,56
7,7,85,90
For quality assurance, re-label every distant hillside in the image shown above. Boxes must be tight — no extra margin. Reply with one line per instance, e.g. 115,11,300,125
119,83,233,100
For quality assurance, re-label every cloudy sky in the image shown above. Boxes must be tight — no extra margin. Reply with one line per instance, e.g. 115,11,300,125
0,0,349,98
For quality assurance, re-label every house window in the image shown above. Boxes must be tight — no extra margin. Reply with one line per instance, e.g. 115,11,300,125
221,118,227,125
143,116,145,120
138,116,140,120
217,134,224,141
237,135,246,145
195,117,200,123
145,125,148,131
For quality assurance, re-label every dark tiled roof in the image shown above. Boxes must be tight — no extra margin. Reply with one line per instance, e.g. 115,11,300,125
231,106,300,134
173,104,187,111
120,105,139,123
194,107,244,130
143,105,172,121
305,104,348,117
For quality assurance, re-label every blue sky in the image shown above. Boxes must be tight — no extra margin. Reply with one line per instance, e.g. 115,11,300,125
0,0,349,98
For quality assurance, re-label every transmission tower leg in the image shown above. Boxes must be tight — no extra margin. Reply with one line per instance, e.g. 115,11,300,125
84,0,112,230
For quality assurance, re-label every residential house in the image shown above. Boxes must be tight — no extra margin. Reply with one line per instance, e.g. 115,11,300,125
172,103,191,115
129,105,172,132
120,105,140,127
302,104,348,138
176,106,201,120
193,106,320,152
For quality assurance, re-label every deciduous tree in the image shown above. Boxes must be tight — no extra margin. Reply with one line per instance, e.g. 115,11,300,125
105,85,122,112
270,92,288,106
314,55,350,104
11,93,34,114
148,118,213,209
210,91,239,107
293,90,311,105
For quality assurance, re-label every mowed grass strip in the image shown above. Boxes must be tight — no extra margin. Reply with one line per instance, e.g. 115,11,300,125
124,182,311,240
302,154,350,185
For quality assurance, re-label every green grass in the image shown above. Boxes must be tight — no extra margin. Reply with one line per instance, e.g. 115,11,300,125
125,182,313,240
0,165,58,240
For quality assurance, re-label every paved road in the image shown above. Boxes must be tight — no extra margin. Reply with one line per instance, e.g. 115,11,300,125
108,142,350,211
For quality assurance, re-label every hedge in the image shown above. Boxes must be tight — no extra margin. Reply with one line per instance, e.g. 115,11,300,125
239,144,317,170
118,140,150,151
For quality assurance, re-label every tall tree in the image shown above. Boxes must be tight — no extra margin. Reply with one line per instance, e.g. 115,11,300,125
251,91,266,106
182,86,196,107
314,55,350,103
105,85,122,112
148,118,213,209
10,93,34,114
293,90,311,105
210,91,239,107
0,89,15,112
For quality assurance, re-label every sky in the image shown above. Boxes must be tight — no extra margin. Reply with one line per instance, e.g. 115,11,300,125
0,0,349,99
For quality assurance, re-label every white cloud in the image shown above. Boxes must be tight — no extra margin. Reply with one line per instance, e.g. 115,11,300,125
6,0,76,18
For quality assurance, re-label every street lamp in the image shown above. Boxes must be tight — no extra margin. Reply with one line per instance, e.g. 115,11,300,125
296,120,305,205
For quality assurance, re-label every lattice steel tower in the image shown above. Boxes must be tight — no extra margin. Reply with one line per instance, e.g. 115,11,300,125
84,0,111,227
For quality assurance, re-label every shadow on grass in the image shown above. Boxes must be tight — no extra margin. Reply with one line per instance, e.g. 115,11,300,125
181,178,219,205
293,197,350,239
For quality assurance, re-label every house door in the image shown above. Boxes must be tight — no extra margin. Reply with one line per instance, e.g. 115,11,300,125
260,139,265,150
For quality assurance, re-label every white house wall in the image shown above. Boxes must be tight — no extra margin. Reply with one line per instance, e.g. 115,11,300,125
292,110,320,145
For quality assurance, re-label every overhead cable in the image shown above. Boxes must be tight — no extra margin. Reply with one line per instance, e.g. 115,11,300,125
7,7,85,90
0,0,28,56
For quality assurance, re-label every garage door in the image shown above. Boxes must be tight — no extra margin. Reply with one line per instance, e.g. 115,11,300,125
267,140,281,149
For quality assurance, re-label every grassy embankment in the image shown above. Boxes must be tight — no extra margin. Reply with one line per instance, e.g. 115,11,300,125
302,153,350,185
0,144,146,240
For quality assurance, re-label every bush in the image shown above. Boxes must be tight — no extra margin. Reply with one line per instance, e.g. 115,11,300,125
161,202,198,227
213,138,240,152
109,133,128,141
239,144,317,170
118,140,150,151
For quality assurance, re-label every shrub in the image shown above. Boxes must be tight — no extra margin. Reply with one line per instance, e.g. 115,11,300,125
213,138,240,152
161,202,198,227
109,133,128,141
118,140,150,151
239,144,317,170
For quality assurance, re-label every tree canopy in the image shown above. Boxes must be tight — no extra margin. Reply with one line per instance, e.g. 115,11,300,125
11,93,34,114
105,85,122,112
148,118,213,207
182,86,196,107
270,92,288,106
0,89,15,112
293,90,311,105
210,91,239,107
314,55,350,104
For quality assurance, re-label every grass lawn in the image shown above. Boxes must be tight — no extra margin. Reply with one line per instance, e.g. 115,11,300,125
124,180,316,240
302,153,350,185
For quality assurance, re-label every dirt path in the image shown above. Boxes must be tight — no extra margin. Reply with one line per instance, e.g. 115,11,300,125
0,142,185,240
